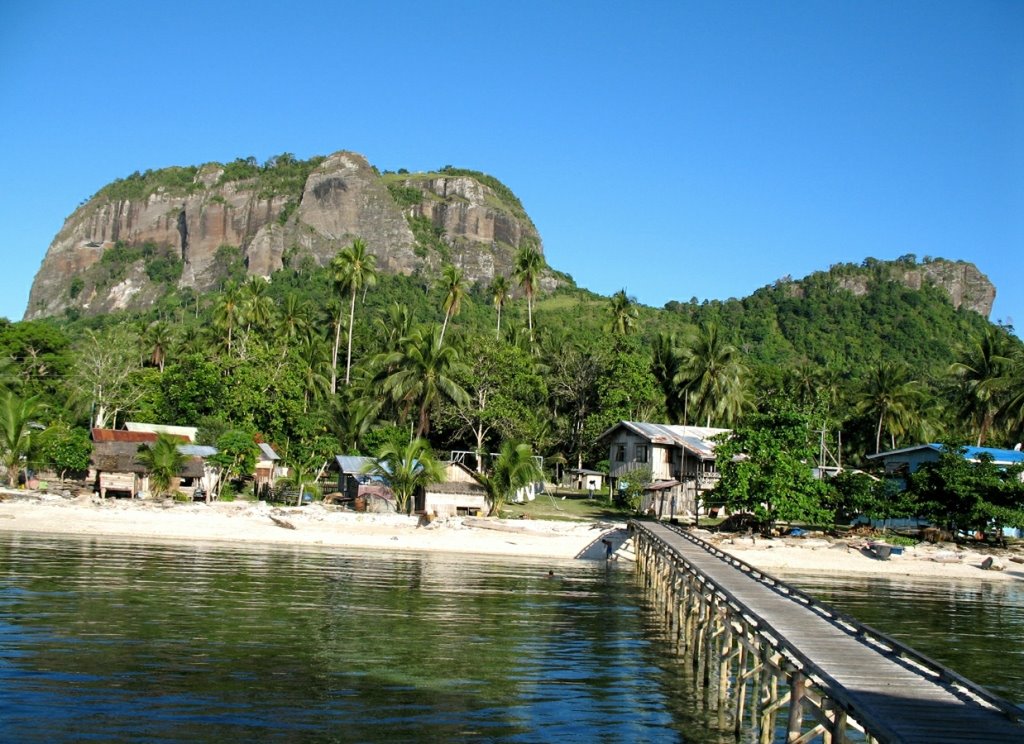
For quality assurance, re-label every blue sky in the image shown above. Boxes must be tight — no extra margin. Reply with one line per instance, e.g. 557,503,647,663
1,1,1021,332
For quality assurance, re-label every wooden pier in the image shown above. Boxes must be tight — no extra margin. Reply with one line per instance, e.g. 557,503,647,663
631,520,1024,743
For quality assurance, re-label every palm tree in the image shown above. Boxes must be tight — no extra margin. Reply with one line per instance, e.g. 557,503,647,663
438,265,465,345
996,348,1024,440
364,438,445,515
241,276,274,334
605,289,639,336
212,282,242,355
0,391,43,486
136,432,187,498
143,321,173,373
489,275,509,340
477,440,544,517
855,362,926,454
651,332,685,422
330,238,378,391
295,333,332,412
676,322,749,427
275,293,313,356
379,324,470,437
949,328,1012,446
513,242,544,344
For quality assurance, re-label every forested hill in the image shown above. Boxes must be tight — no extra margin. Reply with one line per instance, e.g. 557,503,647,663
656,256,1000,379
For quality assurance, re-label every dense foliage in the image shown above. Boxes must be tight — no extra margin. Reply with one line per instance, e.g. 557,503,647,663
5,246,1024,529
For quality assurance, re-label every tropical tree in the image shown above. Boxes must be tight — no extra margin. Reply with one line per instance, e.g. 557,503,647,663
651,332,685,422
998,349,1024,440
68,327,145,429
136,432,187,498
605,289,638,336
477,440,544,517
275,293,313,351
438,265,465,345
209,430,260,500
513,242,544,344
330,238,378,391
143,321,173,372
241,276,275,334
212,282,242,355
379,324,470,437
714,402,834,531
855,362,927,454
949,328,1012,446
364,437,445,515
676,322,750,427
31,422,92,482
0,391,44,486
490,275,509,340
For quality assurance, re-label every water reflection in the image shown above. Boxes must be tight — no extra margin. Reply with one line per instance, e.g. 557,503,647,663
0,533,733,743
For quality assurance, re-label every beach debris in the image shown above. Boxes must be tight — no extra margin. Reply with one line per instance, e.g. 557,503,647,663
979,556,1004,571
269,514,296,530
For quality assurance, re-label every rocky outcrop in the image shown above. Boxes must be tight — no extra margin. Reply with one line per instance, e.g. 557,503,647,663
25,152,544,320
784,258,996,317
833,260,995,317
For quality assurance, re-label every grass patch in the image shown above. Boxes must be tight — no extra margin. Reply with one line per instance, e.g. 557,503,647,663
500,488,631,522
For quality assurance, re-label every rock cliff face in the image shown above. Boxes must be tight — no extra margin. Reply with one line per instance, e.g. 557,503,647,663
25,151,543,320
785,258,995,317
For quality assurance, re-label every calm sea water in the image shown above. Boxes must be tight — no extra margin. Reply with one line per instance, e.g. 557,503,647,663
0,534,1020,743
0,533,735,743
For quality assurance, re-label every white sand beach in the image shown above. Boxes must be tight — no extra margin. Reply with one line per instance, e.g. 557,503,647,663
0,490,622,561
704,531,1024,583
1,489,1021,582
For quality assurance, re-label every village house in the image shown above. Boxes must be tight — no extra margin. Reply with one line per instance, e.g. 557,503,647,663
866,443,1024,477
601,421,729,519
90,427,216,499
329,455,490,516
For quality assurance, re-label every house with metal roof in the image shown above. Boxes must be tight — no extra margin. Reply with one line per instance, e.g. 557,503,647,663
600,421,730,519
866,443,1024,475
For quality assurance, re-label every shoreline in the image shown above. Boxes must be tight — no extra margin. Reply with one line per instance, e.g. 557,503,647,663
0,491,623,562
2,490,1022,582
704,531,1024,584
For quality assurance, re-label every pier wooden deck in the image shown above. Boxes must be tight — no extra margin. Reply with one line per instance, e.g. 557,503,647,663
637,522,1024,743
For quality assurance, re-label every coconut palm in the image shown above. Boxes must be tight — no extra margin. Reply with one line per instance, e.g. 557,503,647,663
329,238,378,392
855,362,927,454
143,321,174,373
949,328,1013,446
379,324,470,437
275,293,313,355
996,348,1024,440
241,276,275,334
675,322,750,427
650,332,685,422
364,438,445,515
212,282,242,355
490,275,509,340
478,440,544,517
605,289,638,336
135,432,187,498
513,243,544,344
438,265,465,345
0,391,44,486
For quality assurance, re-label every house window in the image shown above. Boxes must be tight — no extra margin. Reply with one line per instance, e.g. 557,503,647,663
615,444,625,462
635,444,648,463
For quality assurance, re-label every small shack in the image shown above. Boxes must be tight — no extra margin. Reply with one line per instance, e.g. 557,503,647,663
567,468,604,492
90,428,215,499
418,461,489,517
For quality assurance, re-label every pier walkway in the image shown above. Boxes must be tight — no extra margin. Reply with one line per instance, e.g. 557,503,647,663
633,521,1024,743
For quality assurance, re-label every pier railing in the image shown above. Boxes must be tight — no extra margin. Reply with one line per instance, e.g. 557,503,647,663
658,522,1024,725
630,520,1024,743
